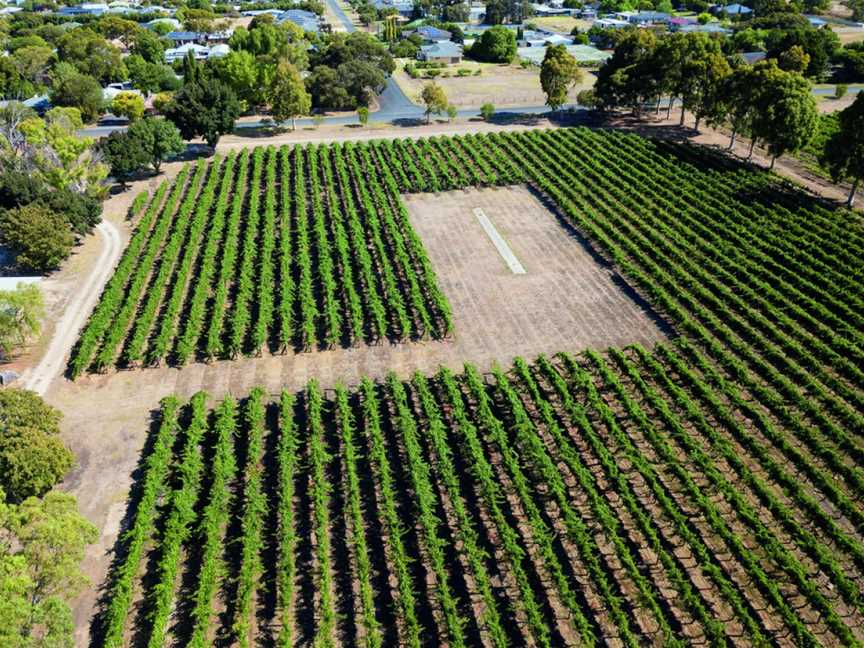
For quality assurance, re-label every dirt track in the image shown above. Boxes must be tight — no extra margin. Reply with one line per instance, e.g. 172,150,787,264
22,220,122,395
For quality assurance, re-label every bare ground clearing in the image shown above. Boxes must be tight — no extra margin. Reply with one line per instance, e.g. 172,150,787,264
393,63,595,108
56,185,668,644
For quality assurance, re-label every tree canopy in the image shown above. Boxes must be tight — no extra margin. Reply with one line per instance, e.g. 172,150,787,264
0,203,74,272
0,284,44,361
540,45,582,111
0,488,97,647
164,73,241,149
421,82,448,123
269,60,311,130
821,92,864,206
469,25,517,64
0,389,74,503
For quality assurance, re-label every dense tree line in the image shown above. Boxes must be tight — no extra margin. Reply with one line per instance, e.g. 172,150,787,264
594,30,819,169
0,390,97,648
0,105,105,272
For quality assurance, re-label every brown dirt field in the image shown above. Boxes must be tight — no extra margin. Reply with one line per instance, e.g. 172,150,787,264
393,63,595,108
55,184,668,644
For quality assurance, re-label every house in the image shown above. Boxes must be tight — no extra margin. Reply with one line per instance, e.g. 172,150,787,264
518,29,549,47
165,31,204,45
718,3,753,15
622,10,670,24
668,16,696,30
241,8,284,17
277,9,320,33
531,3,573,16
373,0,414,17
807,15,827,27
418,40,462,64
208,43,230,59
0,6,23,14
165,42,210,62
680,22,731,33
405,26,452,43
740,51,767,64
594,18,630,29
576,7,597,18
517,29,572,47
57,2,109,16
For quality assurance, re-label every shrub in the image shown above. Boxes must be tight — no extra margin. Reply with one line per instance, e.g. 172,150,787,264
480,102,495,121
0,203,75,272
0,389,74,502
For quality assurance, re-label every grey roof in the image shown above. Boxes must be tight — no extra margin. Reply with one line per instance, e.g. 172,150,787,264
740,51,767,64
420,40,462,57
166,31,202,41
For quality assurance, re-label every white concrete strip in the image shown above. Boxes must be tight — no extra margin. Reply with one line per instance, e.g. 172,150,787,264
23,219,123,395
473,207,526,275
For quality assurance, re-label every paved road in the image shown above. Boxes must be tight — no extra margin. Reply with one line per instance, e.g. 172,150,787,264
22,219,122,395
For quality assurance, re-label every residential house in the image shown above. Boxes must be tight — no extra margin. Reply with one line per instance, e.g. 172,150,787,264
740,51,767,64
166,31,203,45
277,9,320,33
405,25,452,43
680,22,731,33
165,42,210,62
718,3,753,15
57,2,109,16
594,17,630,29
531,3,573,16
373,0,414,17
418,40,462,63
668,16,697,30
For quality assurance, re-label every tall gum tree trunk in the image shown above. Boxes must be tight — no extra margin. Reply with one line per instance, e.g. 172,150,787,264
748,138,756,160
849,178,860,208
728,129,737,149
667,97,675,119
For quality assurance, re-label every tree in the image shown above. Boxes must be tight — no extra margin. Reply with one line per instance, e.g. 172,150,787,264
594,29,658,114
49,72,103,123
0,284,44,361
129,28,165,65
778,44,811,73
110,92,145,122
821,91,864,206
0,489,97,646
470,25,517,63
164,76,241,149
576,88,598,109
128,117,185,175
56,28,126,84
540,44,582,111
847,0,864,20
357,106,370,126
99,130,149,186
0,204,74,273
687,51,732,130
126,56,180,96
18,110,108,194
421,83,448,123
480,102,495,121
447,104,458,122
751,62,818,169
268,60,311,130
213,50,271,109
0,390,73,502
